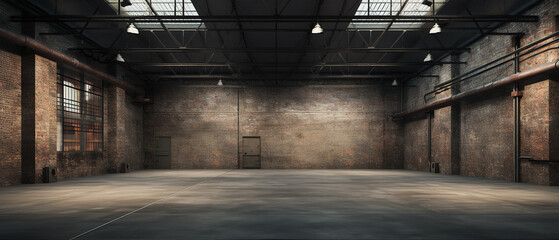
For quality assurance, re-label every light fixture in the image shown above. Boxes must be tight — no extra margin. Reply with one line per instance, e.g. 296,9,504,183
120,0,132,7
115,53,125,62
392,79,399,86
422,0,433,6
126,23,139,34
429,23,441,34
217,79,223,86
423,53,433,62
312,23,323,34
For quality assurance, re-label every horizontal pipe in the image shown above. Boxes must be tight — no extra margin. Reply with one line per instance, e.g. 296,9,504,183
393,60,559,119
434,32,559,90
0,28,143,96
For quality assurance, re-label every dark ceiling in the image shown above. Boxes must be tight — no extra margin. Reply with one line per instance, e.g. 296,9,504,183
9,0,541,84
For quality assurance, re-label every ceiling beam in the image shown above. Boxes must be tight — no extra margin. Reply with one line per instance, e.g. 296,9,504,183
12,15,539,23
69,47,470,53
148,74,439,79
127,62,466,67
40,27,508,33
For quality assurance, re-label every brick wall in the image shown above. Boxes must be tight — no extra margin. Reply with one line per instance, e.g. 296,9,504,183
0,48,21,186
402,0,559,185
144,83,403,169
21,54,57,183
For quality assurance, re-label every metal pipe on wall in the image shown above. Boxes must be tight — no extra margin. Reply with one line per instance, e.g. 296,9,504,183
393,60,559,119
427,111,433,172
512,36,522,183
0,27,144,96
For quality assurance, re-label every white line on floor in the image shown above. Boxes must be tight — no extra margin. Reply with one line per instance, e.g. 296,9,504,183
69,169,233,240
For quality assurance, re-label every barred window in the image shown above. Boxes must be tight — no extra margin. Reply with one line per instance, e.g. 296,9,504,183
56,67,103,152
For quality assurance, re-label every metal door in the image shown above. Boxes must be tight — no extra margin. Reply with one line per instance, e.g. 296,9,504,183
242,136,261,169
155,136,171,169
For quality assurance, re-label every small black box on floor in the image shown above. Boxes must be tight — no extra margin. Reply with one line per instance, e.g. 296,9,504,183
43,167,57,183
120,162,130,173
431,162,440,173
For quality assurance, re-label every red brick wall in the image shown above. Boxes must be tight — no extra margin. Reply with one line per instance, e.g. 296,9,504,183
21,53,57,183
0,48,22,186
403,0,559,185
33,55,57,183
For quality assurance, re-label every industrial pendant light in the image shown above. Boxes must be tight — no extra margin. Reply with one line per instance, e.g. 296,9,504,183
422,0,433,6
115,53,125,62
312,23,323,34
427,0,440,34
126,23,139,34
120,0,132,7
392,79,399,86
423,53,433,62
217,79,223,86
429,23,441,34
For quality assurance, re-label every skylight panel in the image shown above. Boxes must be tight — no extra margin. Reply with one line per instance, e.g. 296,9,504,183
105,0,204,29
350,0,446,29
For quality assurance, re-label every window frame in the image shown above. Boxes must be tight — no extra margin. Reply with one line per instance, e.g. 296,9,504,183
57,66,104,152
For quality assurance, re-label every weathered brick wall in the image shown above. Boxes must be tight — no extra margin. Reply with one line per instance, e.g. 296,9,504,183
459,91,514,181
123,93,144,170
519,80,550,185
106,86,126,172
33,55,57,183
145,83,402,169
0,1,144,186
402,0,559,184
0,48,22,186
404,116,429,171
21,54,57,184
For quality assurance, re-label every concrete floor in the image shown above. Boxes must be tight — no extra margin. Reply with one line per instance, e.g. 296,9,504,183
1,170,559,239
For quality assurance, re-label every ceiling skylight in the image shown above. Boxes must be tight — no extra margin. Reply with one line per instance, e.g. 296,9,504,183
350,0,447,29
105,0,204,29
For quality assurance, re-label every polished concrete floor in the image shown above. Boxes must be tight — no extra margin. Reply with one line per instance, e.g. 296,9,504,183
1,169,559,239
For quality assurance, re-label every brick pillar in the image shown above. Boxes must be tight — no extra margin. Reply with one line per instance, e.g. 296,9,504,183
430,54,461,175
21,53,57,183
106,85,125,173
0,48,22,186
547,79,559,185
383,84,404,169
450,53,461,175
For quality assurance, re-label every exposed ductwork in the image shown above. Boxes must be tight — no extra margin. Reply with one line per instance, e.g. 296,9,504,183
0,27,144,96
393,60,559,119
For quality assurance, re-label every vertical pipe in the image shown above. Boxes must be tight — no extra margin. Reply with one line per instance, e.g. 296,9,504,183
513,37,521,183
427,111,432,172
237,88,240,169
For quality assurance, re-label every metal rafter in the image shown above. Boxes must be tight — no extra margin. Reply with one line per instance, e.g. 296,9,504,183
12,15,540,23
69,47,470,53
127,61,466,67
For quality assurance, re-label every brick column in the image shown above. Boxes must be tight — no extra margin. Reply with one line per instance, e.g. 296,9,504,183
0,48,22,186
106,85,125,173
21,53,57,183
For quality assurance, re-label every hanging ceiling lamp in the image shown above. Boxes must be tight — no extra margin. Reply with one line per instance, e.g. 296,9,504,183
217,79,224,86
423,53,433,62
115,53,125,62
429,23,441,34
312,23,323,34
392,79,399,86
126,23,139,34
